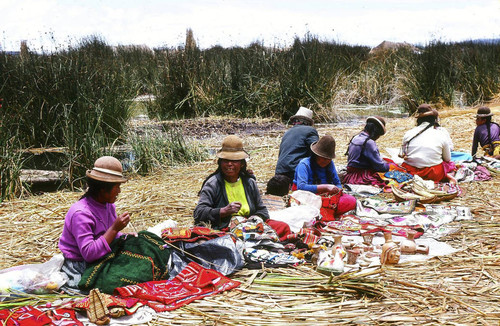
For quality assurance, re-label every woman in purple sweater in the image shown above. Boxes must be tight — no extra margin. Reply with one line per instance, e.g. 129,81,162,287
343,116,390,187
59,156,131,291
472,106,500,159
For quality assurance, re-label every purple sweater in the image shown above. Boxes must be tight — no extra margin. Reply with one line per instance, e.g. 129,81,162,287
59,196,122,262
347,132,389,172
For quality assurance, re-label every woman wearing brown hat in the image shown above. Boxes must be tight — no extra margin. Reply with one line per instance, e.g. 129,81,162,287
59,156,131,290
343,116,392,187
472,106,500,159
294,135,357,217
400,104,455,183
194,135,271,230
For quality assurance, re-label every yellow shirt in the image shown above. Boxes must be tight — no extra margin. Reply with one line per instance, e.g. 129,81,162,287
224,178,250,217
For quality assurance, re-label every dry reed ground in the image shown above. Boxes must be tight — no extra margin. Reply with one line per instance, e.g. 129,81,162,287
0,105,499,325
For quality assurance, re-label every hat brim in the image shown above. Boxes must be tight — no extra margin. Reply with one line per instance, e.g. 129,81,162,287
476,113,493,118
216,151,249,160
310,141,335,160
289,115,313,124
415,110,438,118
86,170,128,183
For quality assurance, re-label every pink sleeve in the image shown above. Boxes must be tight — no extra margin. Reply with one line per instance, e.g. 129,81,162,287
71,210,112,263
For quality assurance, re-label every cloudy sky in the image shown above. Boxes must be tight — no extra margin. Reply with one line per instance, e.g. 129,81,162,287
1,0,499,52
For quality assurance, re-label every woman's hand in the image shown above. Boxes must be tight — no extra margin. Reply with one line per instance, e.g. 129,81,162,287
220,201,242,217
112,212,130,232
103,212,131,245
317,184,340,195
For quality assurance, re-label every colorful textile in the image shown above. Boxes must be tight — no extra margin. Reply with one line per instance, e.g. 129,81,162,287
114,262,240,312
286,227,321,245
0,306,83,326
73,292,142,315
319,192,357,221
262,194,287,211
229,215,280,242
246,248,303,265
323,215,363,236
344,184,383,197
343,166,386,187
360,198,416,215
384,170,413,183
161,226,226,243
266,219,292,242
79,231,170,294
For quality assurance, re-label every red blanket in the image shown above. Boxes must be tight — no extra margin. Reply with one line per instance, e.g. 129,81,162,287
114,262,240,312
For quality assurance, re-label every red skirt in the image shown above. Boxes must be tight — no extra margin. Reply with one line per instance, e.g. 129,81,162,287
402,162,447,182
342,166,386,187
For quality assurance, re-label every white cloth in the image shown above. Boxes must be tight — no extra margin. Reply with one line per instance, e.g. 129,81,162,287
402,122,451,168
269,205,320,233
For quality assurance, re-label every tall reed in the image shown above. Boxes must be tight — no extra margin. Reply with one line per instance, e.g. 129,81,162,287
1,34,499,199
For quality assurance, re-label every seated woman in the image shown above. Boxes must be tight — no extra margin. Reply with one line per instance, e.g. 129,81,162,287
59,156,131,291
343,116,389,187
400,104,455,183
294,135,357,217
472,106,500,159
194,135,290,239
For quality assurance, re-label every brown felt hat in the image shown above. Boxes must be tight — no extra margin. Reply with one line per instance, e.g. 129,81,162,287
367,116,386,135
311,134,336,159
415,104,438,118
216,135,249,160
86,156,128,183
476,106,493,118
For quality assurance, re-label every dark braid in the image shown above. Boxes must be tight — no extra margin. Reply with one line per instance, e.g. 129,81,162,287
345,121,383,156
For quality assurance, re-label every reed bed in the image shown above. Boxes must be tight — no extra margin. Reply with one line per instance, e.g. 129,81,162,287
0,109,499,324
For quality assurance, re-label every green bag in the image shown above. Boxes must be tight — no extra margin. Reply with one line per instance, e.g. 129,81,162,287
79,231,170,294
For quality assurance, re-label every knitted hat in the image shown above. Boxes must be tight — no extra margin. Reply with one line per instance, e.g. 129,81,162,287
216,135,249,160
86,156,128,183
366,116,386,135
476,106,493,118
311,135,336,159
290,107,314,125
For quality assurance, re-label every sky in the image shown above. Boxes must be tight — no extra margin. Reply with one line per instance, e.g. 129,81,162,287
1,0,499,52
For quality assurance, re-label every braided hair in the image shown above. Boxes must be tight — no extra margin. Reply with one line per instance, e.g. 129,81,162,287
345,120,385,156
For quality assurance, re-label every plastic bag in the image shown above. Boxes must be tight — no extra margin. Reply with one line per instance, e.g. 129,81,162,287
289,190,322,209
0,254,68,300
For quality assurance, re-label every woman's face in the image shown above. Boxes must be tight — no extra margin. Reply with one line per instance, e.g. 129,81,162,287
220,159,242,181
100,183,121,203
476,117,486,126
315,156,332,168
